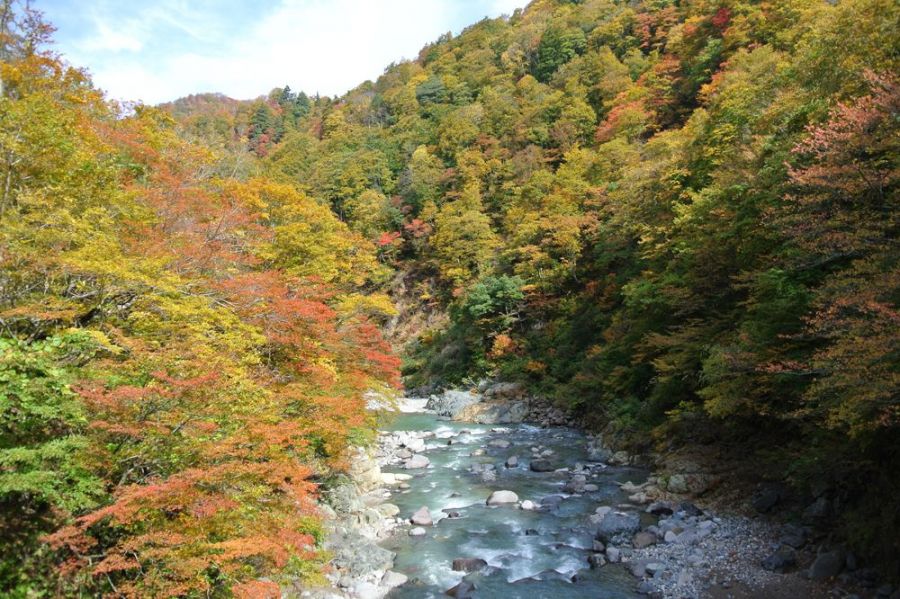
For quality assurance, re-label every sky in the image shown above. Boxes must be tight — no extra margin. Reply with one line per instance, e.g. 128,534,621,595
37,0,528,105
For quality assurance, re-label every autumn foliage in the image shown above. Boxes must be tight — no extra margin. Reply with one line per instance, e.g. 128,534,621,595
0,6,398,596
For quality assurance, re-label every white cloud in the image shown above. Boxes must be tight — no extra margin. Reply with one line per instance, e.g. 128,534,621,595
56,0,529,105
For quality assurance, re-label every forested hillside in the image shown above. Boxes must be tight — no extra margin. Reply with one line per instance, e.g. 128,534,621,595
214,0,895,578
0,0,898,596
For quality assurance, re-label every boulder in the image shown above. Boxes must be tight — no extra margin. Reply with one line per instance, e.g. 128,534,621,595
666,473,713,495
486,490,519,505
325,528,395,577
404,437,426,453
633,531,658,549
426,390,481,418
410,506,433,526
446,580,476,598
376,503,400,518
520,500,536,510
452,558,487,573
803,497,831,523
762,548,797,573
646,501,675,516
505,455,519,468
530,459,556,472
596,511,641,543
780,523,807,549
587,445,613,462
381,570,408,588
809,550,844,581
751,484,784,513
404,454,430,469
409,527,427,536
541,495,564,508
563,474,586,494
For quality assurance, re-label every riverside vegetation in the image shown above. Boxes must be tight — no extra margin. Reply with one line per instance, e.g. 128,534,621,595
0,0,898,597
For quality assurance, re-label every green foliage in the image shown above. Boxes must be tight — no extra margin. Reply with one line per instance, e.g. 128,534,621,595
533,25,587,82
462,275,525,329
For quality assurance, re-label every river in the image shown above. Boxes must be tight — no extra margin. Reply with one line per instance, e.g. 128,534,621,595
377,409,649,598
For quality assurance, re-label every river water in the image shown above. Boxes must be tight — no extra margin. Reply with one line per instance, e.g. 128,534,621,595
379,410,648,598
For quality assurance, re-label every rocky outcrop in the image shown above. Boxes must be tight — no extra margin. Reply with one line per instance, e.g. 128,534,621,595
456,399,528,424
425,389,480,417
305,448,407,598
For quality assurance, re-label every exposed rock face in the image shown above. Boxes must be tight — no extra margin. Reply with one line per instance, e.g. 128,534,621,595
660,456,718,495
483,381,526,400
457,400,528,424
425,390,480,418
325,527,395,578
346,447,383,492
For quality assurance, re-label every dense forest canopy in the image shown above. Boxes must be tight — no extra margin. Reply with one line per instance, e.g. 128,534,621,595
0,0,898,596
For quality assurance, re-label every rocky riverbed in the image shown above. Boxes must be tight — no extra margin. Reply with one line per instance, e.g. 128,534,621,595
301,395,893,599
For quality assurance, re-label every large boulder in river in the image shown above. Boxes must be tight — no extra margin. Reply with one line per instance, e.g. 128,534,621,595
486,490,519,505
452,558,488,573
596,511,641,543
426,390,481,418
410,506,433,526
530,459,556,472
404,454,430,469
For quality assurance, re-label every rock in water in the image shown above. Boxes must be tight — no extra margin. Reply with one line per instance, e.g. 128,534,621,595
520,499,536,510
404,454,430,469
409,527,427,536
488,439,511,449
410,506,433,526
486,490,519,505
530,459,555,472
381,570,408,588
505,455,518,468
446,581,476,598
596,511,641,543
452,558,487,572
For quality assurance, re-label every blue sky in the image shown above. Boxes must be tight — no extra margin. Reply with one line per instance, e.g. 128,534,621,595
37,0,528,105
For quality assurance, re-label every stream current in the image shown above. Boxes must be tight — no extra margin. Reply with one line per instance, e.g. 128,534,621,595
379,409,648,598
